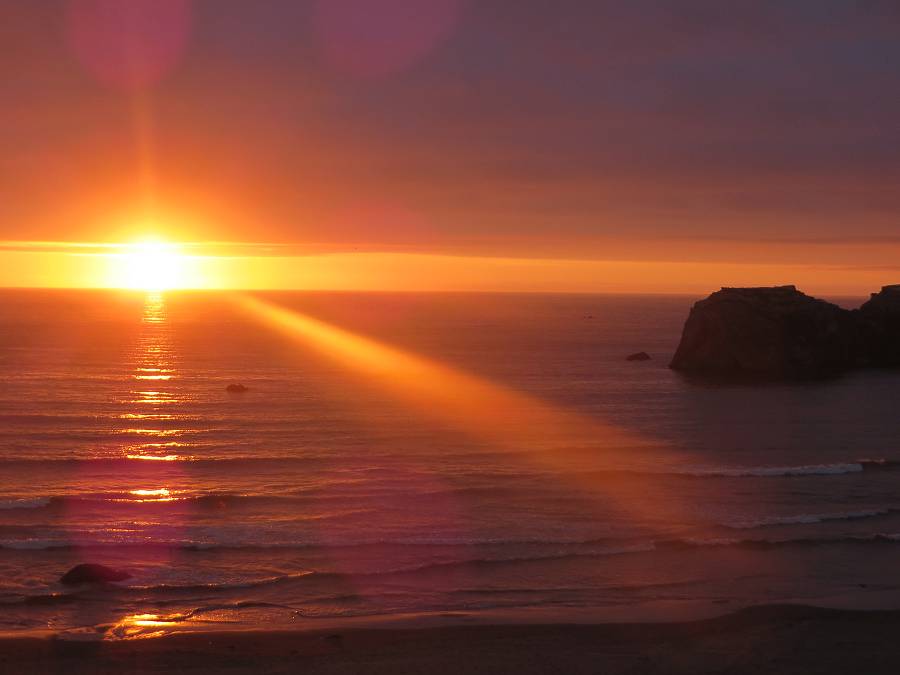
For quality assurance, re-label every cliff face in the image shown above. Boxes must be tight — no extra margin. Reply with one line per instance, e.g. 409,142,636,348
670,285,867,379
859,285,900,367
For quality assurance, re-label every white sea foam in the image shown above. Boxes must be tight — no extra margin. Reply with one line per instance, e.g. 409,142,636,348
728,509,893,529
0,497,52,510
681,463,865,477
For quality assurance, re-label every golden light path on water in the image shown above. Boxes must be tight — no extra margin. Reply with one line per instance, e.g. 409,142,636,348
124,293,188,462
66,292,191,617
119,298,190,513
99,290,714,640
83,292,202,641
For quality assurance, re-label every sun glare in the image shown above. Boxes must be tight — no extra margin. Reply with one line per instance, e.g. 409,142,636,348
118,241,187,290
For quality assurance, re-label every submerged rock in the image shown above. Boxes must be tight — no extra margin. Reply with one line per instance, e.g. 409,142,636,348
626,352,651,361
670,286,860,379
60,564,131,585
226,383,249,393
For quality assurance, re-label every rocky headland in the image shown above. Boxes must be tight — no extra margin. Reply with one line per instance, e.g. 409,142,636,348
670,284,900,379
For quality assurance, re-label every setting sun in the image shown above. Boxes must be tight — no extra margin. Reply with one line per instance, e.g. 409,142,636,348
121,241,185,290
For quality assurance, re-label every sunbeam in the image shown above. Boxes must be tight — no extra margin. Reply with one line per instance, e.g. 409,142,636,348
234,293,706,534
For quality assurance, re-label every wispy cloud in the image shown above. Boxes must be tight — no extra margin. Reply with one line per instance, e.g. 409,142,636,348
0,241,321,257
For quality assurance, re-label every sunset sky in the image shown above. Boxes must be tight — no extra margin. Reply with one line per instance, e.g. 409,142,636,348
2,0,899,293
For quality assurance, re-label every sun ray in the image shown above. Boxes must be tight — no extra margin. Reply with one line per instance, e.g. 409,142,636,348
233,294,707,532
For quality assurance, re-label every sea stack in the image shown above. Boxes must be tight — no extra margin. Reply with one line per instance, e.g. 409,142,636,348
858,285,900,367
669,286,860,379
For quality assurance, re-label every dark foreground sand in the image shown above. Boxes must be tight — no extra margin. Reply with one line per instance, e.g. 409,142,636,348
4,605,900,675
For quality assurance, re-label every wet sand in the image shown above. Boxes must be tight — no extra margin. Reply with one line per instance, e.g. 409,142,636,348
3,605,900,674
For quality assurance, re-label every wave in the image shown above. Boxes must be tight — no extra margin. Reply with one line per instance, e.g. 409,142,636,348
0,534,648,552
8,534,900,607
0,498,52,510
0,492,295,511
656,533,900,551
0,456,323,468
1,454,898,478
7,532,899,555
0,540,84,550
6,534,900,610
126,572,319,595
127,547,659,594
727,508,899,529
2,547,658,606
672,459,900,477
8,524,900,555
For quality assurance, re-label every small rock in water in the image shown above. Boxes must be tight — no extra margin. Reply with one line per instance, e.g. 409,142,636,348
60,564,131,585
226,383,249,393
626,352,652,361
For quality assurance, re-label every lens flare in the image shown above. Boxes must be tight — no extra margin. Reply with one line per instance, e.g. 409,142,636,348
66,0,192,89
313,0,462,78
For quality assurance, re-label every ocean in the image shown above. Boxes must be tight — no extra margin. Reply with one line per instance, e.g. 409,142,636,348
2,289,900,639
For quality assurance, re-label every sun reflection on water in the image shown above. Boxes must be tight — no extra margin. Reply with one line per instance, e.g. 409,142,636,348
124,488,179,503
107,613,181,640
120,413,177,420
125,293,189,459
125,454,180,461
115,295,191,509
124,428,189,436
56,291,198,579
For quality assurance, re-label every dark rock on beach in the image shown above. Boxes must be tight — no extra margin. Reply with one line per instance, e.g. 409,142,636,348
60,564,131,585
669,285,863,379
226,383,249,393
626,352,651,361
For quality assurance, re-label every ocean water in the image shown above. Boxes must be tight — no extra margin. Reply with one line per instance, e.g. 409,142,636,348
2,289,900,639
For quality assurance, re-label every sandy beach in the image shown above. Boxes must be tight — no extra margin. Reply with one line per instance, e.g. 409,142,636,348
3,605,900,674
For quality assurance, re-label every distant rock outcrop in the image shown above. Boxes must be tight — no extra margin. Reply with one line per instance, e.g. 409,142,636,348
626,352,652,362
226,383,249,393
859,285,900,367
670,285,867,379
60,564,131,585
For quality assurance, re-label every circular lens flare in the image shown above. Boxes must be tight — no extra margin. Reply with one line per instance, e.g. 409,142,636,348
313,0,462,78
66,0,192,89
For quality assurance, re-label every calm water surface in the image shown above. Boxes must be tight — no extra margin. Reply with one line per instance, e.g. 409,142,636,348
1,290,900,638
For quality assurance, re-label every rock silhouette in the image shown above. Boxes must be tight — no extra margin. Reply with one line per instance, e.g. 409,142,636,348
671,285,900,379
226,383,249,393
60,564,131,585
858,285,900,367
626,352,651,362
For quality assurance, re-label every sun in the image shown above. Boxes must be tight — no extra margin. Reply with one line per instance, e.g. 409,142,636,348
118,240,187,291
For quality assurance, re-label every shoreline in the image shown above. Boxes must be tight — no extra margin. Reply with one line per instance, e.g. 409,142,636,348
4,604,900,674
